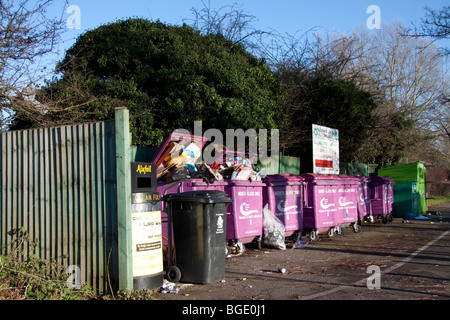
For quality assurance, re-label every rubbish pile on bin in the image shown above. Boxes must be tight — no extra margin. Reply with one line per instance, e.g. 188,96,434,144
152,132,265,184
150,133,397,283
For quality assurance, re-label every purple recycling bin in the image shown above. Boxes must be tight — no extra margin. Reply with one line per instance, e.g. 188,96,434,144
181,178,227,193
300,173,340,240
369,176,394,223
336,175,360,232
224,180,265,250
262,174,304,238
356,175,372,222
386,177,394,214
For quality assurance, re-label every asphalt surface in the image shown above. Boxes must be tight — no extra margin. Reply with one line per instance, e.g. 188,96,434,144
156,202,450,301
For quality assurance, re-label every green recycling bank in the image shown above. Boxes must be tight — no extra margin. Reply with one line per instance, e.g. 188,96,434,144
378,161,427,218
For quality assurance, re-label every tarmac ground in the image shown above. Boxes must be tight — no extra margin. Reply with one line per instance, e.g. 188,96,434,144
155,202,450,301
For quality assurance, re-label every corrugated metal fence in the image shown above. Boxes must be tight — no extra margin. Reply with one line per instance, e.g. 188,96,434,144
0,121,118,292
259,153,301,175
279,155,301,174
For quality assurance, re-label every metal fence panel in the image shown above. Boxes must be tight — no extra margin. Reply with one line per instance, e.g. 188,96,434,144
279,155,300,174
0,121,117,292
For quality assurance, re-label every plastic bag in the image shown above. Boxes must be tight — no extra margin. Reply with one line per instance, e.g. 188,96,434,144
262,204,286,250
293,235,309,249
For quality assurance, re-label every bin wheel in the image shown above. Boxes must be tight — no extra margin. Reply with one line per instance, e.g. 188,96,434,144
309,230,318,241
327,228,335,237
353,223,361,233
292,231,304,243
388,213,393,222
255,237,262,250
382,215,388,224
236,241,245,254
336,226,343,235
166,266,181,283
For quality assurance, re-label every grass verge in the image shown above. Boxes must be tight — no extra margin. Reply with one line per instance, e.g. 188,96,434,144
428,195,450,207
0,228,159,300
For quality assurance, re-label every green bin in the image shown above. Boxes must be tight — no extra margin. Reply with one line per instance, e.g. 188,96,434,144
378,161,427,218
392,182,419,218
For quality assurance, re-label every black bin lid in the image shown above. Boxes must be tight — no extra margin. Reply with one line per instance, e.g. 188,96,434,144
164,190,233,204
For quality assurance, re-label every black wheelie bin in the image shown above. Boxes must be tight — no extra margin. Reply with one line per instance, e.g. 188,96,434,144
163,190,232,284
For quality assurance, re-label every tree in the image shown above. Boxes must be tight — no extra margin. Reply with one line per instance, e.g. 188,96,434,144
186,0,266,48
11,18,283,146
278,70,377,163
405,5,450,55
305,23,449,167
0,0,66,131
351,23,449,166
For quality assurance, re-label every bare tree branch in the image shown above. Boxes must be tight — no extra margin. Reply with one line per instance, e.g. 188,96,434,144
402,6,450,56
0,0,67,130
185,0,271,50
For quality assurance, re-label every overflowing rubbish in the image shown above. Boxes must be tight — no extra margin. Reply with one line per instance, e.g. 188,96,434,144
160,279,179,294
292,235,309,249
278,267,286,274
151,133,264,183
414,215,431,220
403,212,414,220
262,204,286,250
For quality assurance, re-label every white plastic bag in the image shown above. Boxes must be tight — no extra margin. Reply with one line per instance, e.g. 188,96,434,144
293,235,309,249
262,204,286,250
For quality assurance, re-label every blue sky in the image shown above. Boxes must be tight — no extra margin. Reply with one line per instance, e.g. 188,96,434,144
46,0,448,66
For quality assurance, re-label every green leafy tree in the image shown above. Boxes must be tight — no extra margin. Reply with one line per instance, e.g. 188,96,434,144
11,18,282,147
279,72,377,163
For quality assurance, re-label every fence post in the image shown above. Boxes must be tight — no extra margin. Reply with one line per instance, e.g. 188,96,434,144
115,107,133,291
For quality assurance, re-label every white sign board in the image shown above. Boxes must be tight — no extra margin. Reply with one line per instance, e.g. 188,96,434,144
312,124,339,174
131,210,163,277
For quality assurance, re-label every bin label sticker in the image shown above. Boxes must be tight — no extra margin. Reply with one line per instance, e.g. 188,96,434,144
240,202,259,216
359,193,365,203
276,200,298,213
320,198,335,210
238,191,261,196
338,196,353,207
132,210,163,277
216,214,224,234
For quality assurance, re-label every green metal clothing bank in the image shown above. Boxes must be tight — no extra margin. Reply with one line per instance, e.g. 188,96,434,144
378,161,427,218
0,108,137,293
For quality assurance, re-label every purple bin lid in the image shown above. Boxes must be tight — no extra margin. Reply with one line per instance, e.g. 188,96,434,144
264,174,302,181
370,175,395,184
151,132,208,165
338,174,362,184
227,179,265,186
300,173,340,180
355,175,371,182
263,174,304,185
